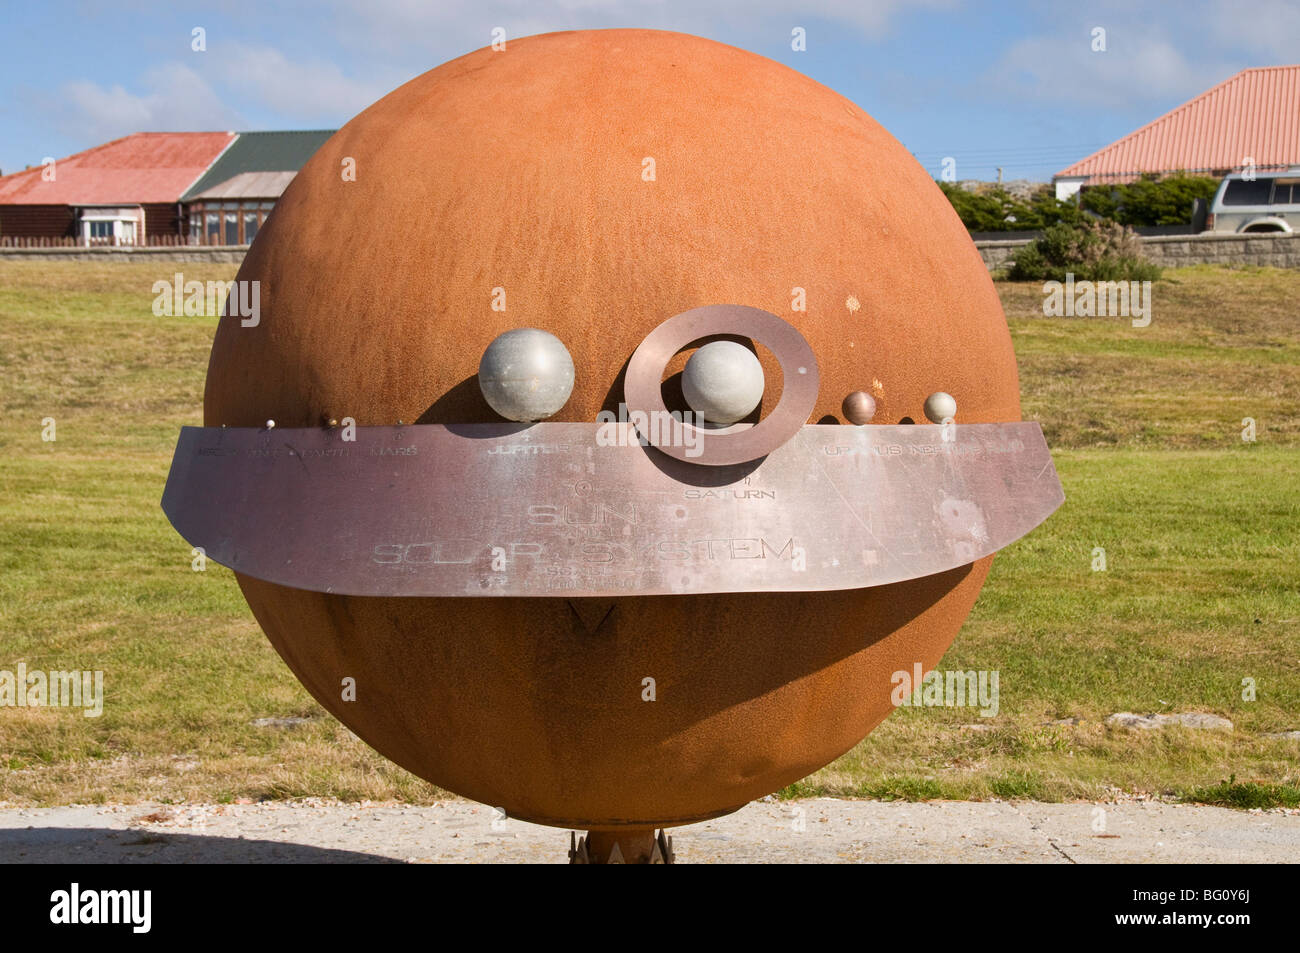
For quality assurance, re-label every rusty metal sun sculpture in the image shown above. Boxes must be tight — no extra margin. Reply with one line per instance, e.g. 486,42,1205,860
163,29,1062,864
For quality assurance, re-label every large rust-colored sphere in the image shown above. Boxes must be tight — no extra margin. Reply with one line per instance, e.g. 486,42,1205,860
204,29,1019,829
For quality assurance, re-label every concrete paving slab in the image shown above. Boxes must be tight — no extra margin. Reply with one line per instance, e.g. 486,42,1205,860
1,798,1296,864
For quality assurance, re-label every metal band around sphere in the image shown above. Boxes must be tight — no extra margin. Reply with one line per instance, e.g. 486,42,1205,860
623,305,820,466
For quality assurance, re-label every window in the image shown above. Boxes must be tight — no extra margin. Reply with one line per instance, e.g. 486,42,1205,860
184,200,277,244
1222,178,1273,206
82,209,142,246
1271,180,1298,205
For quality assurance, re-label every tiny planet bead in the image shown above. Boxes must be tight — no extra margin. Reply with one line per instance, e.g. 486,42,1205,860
842,391,876,425
923,391,957,424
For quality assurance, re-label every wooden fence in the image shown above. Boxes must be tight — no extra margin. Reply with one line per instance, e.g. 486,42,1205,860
0,234,214,248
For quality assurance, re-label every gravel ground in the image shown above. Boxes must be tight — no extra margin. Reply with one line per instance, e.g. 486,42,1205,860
2,798,1298,863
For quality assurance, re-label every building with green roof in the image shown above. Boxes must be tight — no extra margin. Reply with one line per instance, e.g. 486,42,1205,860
182,130,335,245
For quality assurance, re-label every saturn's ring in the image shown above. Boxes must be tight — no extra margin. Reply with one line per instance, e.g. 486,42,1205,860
623,305,821,466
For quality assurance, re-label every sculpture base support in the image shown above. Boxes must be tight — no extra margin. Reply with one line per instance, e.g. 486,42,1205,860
569,829,674,864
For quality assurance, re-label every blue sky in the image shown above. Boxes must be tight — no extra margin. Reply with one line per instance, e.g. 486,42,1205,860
1,0,1296,183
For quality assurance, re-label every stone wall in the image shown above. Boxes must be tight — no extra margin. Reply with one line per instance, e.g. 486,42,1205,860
975,231,1300,272
1139,233,1300,269
973,239,1026,272
5,232,1299,271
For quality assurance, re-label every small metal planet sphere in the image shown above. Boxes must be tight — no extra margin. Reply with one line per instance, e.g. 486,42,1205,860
478,328,575,422
681,340,765,424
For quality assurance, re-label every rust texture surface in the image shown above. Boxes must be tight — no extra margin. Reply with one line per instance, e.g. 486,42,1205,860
197,29,1029,829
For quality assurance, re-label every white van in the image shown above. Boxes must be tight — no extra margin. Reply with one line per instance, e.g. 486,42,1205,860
1207,168,1300,233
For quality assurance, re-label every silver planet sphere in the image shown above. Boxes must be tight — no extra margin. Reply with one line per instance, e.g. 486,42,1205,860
478,328,575,422
681,341,765,425
923,391,957,424
842,391,877,425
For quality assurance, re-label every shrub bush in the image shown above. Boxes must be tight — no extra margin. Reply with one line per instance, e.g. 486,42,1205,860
940,173,1219,231
937,182,1084,232
1007,220,1162,282
1078,173,1219,226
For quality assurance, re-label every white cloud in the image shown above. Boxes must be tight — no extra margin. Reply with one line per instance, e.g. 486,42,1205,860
56,62,245,141
1201,0,1300,61
180,1,955,127
316,0,953,57
45,43,399,146
26,0,963,155
215,44,399,122
985,31,1221,110
983,0,1297,113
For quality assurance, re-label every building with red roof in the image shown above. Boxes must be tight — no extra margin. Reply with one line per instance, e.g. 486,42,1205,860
0,132,235,245
0,129,333,247
1054,65,1300,199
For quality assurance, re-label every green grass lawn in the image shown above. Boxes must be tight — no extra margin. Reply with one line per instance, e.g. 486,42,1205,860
1,261,1297,807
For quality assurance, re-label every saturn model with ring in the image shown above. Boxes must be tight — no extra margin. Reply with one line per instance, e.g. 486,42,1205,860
162,29,1064,864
